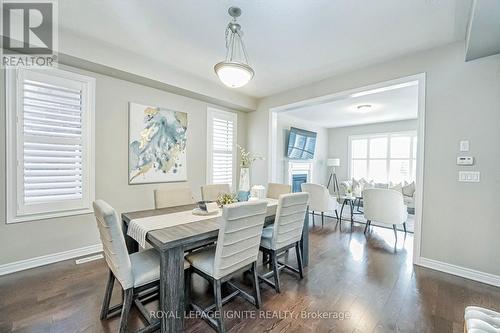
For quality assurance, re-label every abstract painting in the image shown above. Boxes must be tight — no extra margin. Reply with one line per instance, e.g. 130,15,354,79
128,102,188,184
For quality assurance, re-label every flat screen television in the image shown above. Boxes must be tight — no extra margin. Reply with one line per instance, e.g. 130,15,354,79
286,127,317,159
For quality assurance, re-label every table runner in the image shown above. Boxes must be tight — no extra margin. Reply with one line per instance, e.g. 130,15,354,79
127,209,222,248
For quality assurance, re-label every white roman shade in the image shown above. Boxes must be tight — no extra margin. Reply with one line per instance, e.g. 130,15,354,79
207,108,237,188
7,68,95,222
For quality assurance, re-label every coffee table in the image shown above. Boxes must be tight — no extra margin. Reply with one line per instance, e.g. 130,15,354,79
338,195,363,228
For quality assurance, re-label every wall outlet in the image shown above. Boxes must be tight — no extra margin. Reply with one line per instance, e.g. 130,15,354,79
458,171,480,182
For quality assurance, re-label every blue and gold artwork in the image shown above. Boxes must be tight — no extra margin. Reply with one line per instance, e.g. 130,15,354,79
128,102,187,184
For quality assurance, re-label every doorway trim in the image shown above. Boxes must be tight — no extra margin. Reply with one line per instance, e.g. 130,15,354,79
268,73,426,265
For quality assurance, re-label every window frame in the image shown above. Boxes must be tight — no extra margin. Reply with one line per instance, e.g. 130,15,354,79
6,67,96,223
348,130,417,183
206,107,238,189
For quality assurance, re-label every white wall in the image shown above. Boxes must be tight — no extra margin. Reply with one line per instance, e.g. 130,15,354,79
247,42,500,276
0,66,247,266
328,119,418,181
275,113,328,185
59,30,257,111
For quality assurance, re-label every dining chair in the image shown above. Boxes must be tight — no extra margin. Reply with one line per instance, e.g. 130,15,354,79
265,183,293,263
267,183,292,199
154,186,195,209
300,183,339,228
185,200,268,333
93,200,190,333
363,188,408,242
464,306,500,333
201,183,231,201
258,192,309,293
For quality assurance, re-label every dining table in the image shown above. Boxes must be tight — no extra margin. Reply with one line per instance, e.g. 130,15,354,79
121,198,310,333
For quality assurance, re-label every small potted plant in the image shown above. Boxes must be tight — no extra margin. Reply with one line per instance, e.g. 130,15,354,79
217,192,238,207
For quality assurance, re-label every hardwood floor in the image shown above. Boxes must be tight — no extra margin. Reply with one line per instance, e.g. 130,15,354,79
1,215,500,333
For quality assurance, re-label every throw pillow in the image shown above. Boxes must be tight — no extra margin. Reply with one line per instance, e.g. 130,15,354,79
389,182,403,193
352,178,363,197
402,181,416,197
364,180,374,189
374,182,388,189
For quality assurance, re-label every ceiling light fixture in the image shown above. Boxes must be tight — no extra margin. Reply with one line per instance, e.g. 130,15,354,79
214,7,254,88
357,104,372,111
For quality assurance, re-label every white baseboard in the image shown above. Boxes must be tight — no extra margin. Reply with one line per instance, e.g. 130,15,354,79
0,244,103,276
418,257,500,288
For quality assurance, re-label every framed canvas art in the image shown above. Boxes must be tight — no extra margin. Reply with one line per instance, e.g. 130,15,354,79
128,102,188,184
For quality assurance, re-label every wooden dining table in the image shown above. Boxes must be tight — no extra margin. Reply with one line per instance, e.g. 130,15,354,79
121,198,310,333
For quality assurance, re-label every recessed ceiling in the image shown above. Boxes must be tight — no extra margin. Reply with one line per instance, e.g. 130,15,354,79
281,82,418,128
58,0,472,98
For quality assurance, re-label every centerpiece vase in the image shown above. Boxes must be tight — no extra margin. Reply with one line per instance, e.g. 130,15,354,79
238,167,250,201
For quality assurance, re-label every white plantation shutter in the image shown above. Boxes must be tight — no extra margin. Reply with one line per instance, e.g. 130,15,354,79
7,68,95,222
207,109,237,188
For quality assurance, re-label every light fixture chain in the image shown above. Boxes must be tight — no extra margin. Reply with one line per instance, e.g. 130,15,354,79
214,6,254,88
236,30,251,65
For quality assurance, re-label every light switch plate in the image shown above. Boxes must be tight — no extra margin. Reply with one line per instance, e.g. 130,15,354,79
458,171,480,182
460,140,470,152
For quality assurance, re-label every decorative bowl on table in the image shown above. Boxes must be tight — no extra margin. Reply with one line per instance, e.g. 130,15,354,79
197,201,212,211
193,201,219,216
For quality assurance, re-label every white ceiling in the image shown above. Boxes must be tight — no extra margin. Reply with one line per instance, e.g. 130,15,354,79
465,0,500,61
58,0,472,98
281,82,418,128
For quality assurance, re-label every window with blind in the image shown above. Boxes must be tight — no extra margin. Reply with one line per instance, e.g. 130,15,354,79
207,108,237,189
6,68,95,223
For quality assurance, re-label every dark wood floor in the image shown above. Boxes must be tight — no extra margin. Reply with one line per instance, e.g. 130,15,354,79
1,215,500,333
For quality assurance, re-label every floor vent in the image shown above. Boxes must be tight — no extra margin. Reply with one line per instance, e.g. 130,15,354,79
75,254,104,265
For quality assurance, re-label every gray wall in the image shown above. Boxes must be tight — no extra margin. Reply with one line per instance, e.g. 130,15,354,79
327,119,418,181
0,66,247,265
247,42,500,276
275,113,328,185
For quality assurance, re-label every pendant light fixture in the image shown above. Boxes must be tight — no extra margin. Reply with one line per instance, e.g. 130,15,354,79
214,7,254,88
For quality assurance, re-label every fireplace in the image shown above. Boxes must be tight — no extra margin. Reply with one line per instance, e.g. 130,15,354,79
292,173,308,192
288,161,313,192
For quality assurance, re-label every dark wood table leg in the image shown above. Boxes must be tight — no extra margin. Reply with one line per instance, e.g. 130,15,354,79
340,200,346,221
159,246,185,333
349,200,354,224
300,211,309,267
122,219,138,254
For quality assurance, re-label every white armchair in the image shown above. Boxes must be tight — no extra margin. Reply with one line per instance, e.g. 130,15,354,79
363,188,408,242
300,183,339,228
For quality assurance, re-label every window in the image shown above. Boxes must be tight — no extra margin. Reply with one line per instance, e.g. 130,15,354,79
6,68,95,223
207,108,237,189
349,131,417,184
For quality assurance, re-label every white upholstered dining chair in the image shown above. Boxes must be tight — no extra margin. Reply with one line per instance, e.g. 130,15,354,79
300,183,339,228
259,192,309,293
201,183,231,202
362,188,408,242
154,187,195,209
93,200,189,333
185,200,268,333
266,183,292,199
464,306,500,333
